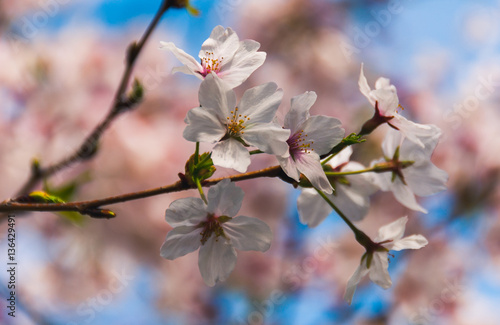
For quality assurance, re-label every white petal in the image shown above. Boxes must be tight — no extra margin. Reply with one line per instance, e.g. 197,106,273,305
219,40,266,88
207,179,244,218
199,74,237,120
381,128,403,158
405,162,448,196
375,216,408,242
212,138,251,173
326,147,353,168
159,41,202,75
160,226,201,260
391,234,428,251
198,235,237,286
368,251,392,289
277,155,300,182
331,184,370,222
392,117,441,148
242,123,290,156
183,106,226,143
223,216,272,252
295,152,333,194
370,84,399,116
301,115,345,155
391,180,428,213
284,91,316,131
201,26,239,60
358,64,374,105
344,262,369,305
238,82,282,124
165,197,207,227
297,188,332,227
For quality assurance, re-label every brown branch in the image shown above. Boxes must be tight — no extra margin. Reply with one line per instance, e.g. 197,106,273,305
14,0,172,197
1,166,285,216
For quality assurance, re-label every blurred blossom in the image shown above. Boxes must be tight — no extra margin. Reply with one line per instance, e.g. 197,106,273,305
1,0,500,324
297,146,379,227
372,128,448,213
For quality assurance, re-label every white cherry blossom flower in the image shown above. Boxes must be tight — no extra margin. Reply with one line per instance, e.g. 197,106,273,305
160,25,266,88
359,64,437,147
183,73,290,173
160,179,272,287
297,147,378,227
372,128,448,213
344,216,428,304
277,92,345,194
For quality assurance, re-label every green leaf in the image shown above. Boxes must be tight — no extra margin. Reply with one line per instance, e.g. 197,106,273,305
28,191,65,204
185,152,216,184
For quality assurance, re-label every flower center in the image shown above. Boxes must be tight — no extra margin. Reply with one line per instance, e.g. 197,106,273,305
226,107,250,137
287,130,314,159
200,51,223,77
198,214,227,245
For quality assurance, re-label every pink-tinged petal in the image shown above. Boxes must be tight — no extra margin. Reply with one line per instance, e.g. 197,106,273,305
212,138,251,173
297,188,332,227
327,147,353,168
238,83,282,124
375,216,408,242
198,235,237,287
295,153,333,194
160,225,201,260
369,251,392,289
165,197,207,227
391,234,428,251
242,123,290,157
301,115,345,155
223,216,272,252
344,262,370,305
199,74,236,119
183,106,226,143
284,91,316,131
277,155,300,182
391,180,428,213
159,41,202,75
405,162,448,196
207,179,244,218
358,64,373,105
219,40,266,88
200,26,239,59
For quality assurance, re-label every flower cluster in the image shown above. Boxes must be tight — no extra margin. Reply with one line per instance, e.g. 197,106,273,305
159,26,448,302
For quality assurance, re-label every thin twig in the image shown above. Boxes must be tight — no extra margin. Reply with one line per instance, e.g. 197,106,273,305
14,0,172,197
1,166,284,215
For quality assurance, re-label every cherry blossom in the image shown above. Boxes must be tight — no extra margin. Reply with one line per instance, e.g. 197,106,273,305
344,216,428,304
160,25,266,88
297,147,378,227
160,179,272,286
359,64,438,147
372,128,448,213
277,91,345,194
183,73,290,172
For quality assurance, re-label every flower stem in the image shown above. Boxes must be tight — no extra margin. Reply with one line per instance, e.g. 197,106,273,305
314,188,371,246
196,179,208,204
249,150,264,155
